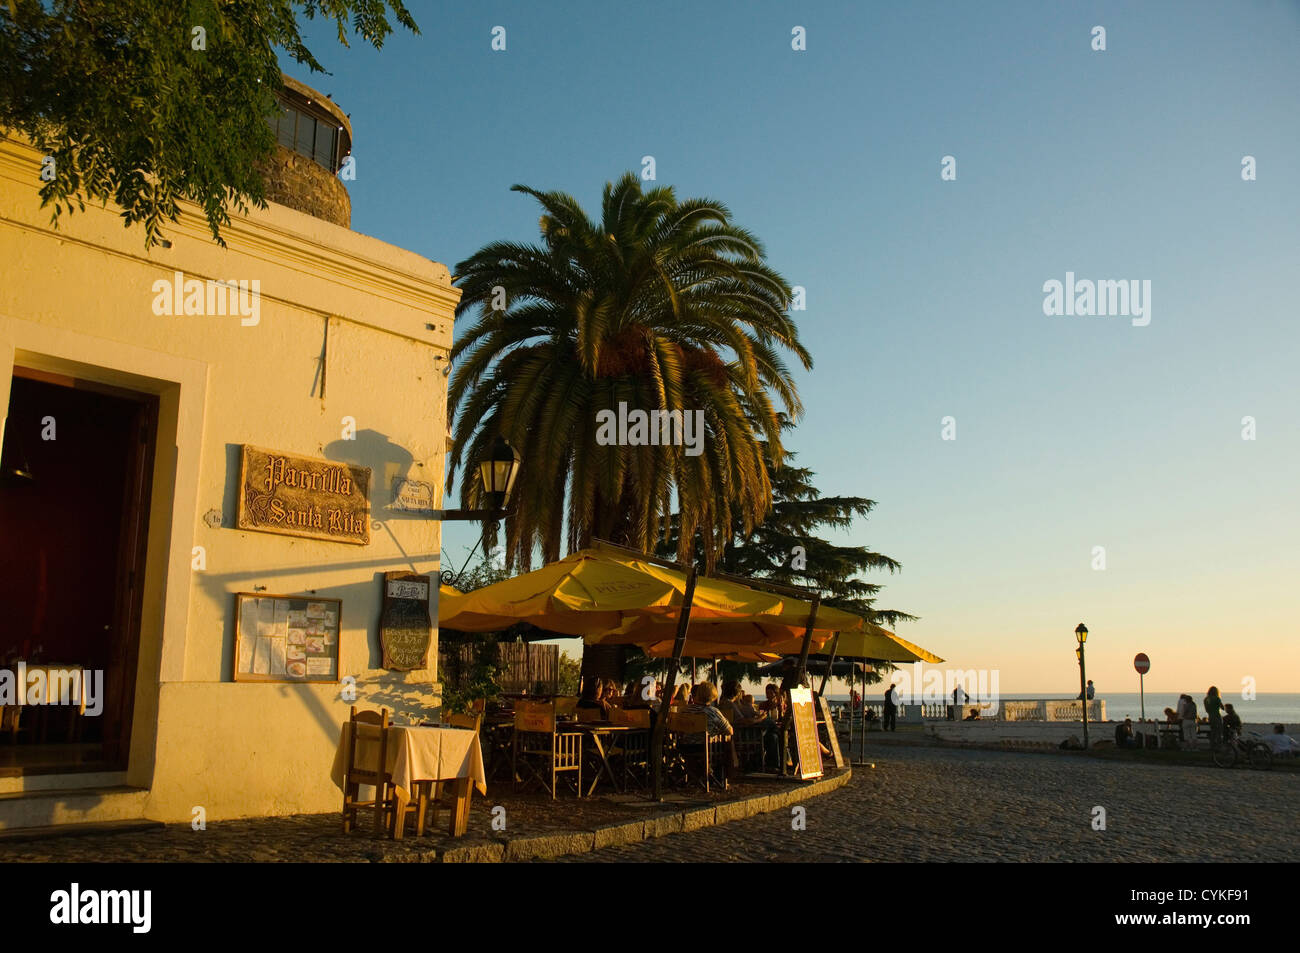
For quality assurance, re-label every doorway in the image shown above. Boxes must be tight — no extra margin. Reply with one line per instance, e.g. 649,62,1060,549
0,368,157,774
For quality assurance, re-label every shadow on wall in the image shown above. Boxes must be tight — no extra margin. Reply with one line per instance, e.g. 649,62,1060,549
323,428,439,524
190,437,443,743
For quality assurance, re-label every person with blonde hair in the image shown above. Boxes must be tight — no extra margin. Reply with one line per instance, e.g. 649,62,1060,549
684,681,733,739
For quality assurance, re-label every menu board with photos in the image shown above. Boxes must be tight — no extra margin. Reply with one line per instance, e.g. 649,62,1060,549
234,593,341,682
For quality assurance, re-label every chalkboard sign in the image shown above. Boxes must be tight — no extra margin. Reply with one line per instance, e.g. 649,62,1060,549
234,593,341,682
816,693,846,769
789,687,824,780
380,571,432,670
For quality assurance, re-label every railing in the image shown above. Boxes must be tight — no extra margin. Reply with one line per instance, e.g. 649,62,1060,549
827,698,1107,723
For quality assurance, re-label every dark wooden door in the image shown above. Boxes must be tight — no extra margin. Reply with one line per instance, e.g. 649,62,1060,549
101,395,157,768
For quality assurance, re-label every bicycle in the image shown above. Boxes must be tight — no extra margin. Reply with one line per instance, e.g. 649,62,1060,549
1212,729,1273,770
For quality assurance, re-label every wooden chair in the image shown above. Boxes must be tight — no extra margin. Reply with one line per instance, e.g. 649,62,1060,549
609,707,652,789
666,710,728,793
341,706,394,835
512,701,582,798
416,711,483,836
612,707,651,729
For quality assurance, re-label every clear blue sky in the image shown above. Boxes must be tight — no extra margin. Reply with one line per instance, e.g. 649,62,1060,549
285,1,1300,694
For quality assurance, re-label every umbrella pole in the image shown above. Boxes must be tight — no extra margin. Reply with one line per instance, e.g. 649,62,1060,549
651,566,697,801
818,632,840,758
818,633,840,697
795,595,820,686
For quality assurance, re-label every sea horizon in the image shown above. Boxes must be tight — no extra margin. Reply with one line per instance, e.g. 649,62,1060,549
816,690,1300,725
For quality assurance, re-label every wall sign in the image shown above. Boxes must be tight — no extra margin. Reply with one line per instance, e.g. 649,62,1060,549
234,593,341,682
237,445,371,545
390,477,436,514
380,571,432,671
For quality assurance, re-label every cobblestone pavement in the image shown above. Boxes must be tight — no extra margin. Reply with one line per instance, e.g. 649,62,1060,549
0,776,788,863
563,744,1300,862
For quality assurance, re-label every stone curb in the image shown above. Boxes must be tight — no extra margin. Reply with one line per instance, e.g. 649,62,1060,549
435,767,852,863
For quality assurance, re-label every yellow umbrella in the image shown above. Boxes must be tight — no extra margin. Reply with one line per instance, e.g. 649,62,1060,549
639,640,782,663
591,614,839,653
831,625,944,664
437,547,864,635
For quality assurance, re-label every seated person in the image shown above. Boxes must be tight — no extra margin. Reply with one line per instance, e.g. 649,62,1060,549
964,706,981,720
623,679,645,708
719,680,763,727
1263,724,1299,757
576,677,608,714
1163,707,1178,724
1114,718,1140,749
758,683,786,722
1223,704,1243,736
601,680,621,708
679,682,734,740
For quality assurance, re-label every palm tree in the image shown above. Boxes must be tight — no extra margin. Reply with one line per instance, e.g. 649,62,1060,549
448,173,811,571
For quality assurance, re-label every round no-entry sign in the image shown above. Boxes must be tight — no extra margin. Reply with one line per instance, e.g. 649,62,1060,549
1134,653,1150,675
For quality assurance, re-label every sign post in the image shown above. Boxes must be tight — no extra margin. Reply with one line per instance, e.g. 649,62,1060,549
1133,653,1150,720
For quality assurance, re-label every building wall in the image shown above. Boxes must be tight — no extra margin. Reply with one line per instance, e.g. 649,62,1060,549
0,136,459,822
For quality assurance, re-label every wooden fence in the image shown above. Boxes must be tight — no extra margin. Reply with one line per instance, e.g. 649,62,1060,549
439,641,559,695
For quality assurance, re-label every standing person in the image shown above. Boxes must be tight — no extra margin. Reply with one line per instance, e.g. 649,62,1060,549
883,682,898,732
951,684,967,720
1204,686,1226,747
1177,693,1198,746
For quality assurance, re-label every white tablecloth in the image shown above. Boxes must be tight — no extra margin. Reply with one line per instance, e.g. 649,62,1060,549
330,723,487,799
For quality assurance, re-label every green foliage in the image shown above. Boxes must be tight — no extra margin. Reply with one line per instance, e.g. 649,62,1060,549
556,653,582,695
444,548,511,592
448,173,812,573
0,0,417,246
438,633,504,715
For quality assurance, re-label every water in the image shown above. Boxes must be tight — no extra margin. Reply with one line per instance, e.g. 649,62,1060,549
822,692,1300,725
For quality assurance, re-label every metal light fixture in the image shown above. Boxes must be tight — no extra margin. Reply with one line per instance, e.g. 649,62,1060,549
1075,623,1088,644
477,434,520,511
436,435,521,587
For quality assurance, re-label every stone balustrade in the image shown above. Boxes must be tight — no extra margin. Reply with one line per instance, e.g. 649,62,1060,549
828,698,1108,723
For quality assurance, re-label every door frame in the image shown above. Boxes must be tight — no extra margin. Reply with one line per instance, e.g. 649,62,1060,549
0,316,209,788
5,368,159,772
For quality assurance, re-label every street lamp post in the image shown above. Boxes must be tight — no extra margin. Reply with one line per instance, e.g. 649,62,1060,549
1075,623,1089,749
435,435,521,587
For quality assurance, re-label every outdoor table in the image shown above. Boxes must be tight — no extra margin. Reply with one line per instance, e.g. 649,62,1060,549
329,722,486,839
566,723,631,797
